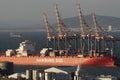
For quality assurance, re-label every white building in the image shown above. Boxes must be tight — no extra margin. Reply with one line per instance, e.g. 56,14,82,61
108,25,112,31
95,75,117,80
8,73,26,79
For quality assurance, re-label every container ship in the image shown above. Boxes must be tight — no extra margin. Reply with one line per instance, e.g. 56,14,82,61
0,4,118,67
0,40,115,67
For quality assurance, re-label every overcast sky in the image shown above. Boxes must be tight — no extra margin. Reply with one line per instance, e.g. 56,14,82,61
0,0,120,26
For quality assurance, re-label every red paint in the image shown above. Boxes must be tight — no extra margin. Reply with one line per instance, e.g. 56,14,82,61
0,55,115,67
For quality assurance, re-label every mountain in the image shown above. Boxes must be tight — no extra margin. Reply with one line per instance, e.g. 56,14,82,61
61,15,120,30
0,15,120,31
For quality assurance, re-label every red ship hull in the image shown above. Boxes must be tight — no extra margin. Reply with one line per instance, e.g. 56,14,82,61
0,55,115,67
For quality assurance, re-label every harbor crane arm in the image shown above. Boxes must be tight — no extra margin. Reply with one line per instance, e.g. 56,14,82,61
77,4,92,37
92,13,104,37
42,13,56,41
54,4,74,39
54,4,64,38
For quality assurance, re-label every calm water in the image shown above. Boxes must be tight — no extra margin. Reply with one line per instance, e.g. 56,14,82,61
0,31,120,77
0,32,47,52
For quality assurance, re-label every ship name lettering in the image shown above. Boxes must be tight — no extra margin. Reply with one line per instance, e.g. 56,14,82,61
55,59,63,63
36,58,54,63
36,58,63,63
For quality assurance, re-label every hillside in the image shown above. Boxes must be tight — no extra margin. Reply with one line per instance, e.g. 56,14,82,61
61,15,120,30
0,15,120,31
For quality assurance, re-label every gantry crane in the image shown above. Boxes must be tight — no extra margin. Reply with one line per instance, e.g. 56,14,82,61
92,13,104,38
42,13,57,49
54,4,77,51
92,13,115,55
92,13,104,52
54,4,74,38
77,4,92,54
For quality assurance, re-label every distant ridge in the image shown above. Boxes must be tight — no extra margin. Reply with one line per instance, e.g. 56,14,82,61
61,15,120,30
0,15,120,31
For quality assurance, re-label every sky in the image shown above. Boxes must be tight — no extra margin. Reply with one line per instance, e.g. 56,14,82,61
0,0,120,27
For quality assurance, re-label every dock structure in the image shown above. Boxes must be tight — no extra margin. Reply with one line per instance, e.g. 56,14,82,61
43,3,115,58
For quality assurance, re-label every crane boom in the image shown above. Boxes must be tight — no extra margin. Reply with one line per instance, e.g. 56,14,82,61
77,4,85,36
54,4,63,38
92,13,103,37
42,13,55,40
77,4,91,37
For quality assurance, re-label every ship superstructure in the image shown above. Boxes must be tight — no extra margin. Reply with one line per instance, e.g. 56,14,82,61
5,40,35,57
